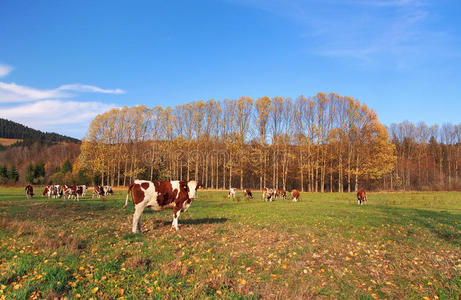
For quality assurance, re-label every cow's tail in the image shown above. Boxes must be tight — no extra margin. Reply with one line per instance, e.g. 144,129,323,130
123,183,135,209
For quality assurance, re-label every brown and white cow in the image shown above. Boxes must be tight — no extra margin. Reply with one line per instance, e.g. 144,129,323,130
63,185,83,201
25,185,34,199
92,185,113,199
291,189,300,202
104,186,113,196
357,190,367,205
276,189,287,199
228,188,236,200
42,185,50,197
92,186,105,199
243,189,253,199
123,180,201,233
43,185,60,198
262,187,275,202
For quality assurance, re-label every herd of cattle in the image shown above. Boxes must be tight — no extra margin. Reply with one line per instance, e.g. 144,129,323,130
228,187,300,202
24,184,114,201
23,180,367,233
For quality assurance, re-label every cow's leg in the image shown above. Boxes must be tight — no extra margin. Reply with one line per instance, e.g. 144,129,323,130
137,214,142,232
172,207,181,231
132,205,145,233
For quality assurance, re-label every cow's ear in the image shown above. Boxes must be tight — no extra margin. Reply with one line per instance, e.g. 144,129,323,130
182,184,188,191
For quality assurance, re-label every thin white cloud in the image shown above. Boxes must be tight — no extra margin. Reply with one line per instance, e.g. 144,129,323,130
58,84,125,94
0,64,124,137
0,64,13,78
0,100,116,136
0,82,68,103
0,81,125,103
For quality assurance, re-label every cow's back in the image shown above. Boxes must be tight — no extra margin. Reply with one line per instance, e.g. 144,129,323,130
357,190,366,200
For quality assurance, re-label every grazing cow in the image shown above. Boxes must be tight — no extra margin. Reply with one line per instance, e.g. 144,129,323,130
104,186,114,196
53,185,61,198
42,185,51,198
25,185,34,199
80,185,87,197
44,185,60,198
92,186,106,199
357,190,367,205
243,189,253,199
123,180,201,233
228,188,236,200
276,189,287,199
262,187,267,201
63,185,83,201
291,189,300,202
262,187,275,202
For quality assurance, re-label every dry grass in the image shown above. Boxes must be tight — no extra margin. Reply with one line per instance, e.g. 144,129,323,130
0,138,21,146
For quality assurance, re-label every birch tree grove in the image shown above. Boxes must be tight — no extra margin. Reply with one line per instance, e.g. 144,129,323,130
80,93,402,191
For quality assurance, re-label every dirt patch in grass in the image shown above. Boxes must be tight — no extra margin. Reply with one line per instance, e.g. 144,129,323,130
124,255,151,270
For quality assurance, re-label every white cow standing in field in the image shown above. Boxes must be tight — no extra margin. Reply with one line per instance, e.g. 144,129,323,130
228,188,236,200
81,185,87,197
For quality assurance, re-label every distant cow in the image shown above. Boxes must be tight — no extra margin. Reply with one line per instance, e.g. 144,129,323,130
243,189,253,199
43,185,60,198
42,186,51,197
291,189,300,202
80,185,87,197
92,186,106,199
228,188,236,200
63,185,83,201
51,185,61,198
104,186,113,196
123,180,201,233
25,185,34,199
92,185,113,199
276,189,287,199
262,187,275,202
357,190,367,205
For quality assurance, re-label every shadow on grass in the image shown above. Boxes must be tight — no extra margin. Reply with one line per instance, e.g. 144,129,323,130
375,205,461,245
163,217,229,226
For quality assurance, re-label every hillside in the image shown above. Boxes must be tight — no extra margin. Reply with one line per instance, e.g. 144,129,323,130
0,119,82,185
0,118,80,144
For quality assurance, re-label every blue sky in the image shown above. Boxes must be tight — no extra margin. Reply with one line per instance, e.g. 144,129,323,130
0,0,460,138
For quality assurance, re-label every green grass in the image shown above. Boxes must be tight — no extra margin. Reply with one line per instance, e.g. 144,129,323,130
0,187,460,299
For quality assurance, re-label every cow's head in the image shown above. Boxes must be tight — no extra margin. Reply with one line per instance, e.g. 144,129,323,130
180,181,200,199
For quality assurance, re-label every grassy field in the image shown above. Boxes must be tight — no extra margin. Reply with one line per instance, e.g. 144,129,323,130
0,188,460,299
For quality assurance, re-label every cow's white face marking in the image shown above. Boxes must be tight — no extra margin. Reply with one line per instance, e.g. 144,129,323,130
187,181,198,199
